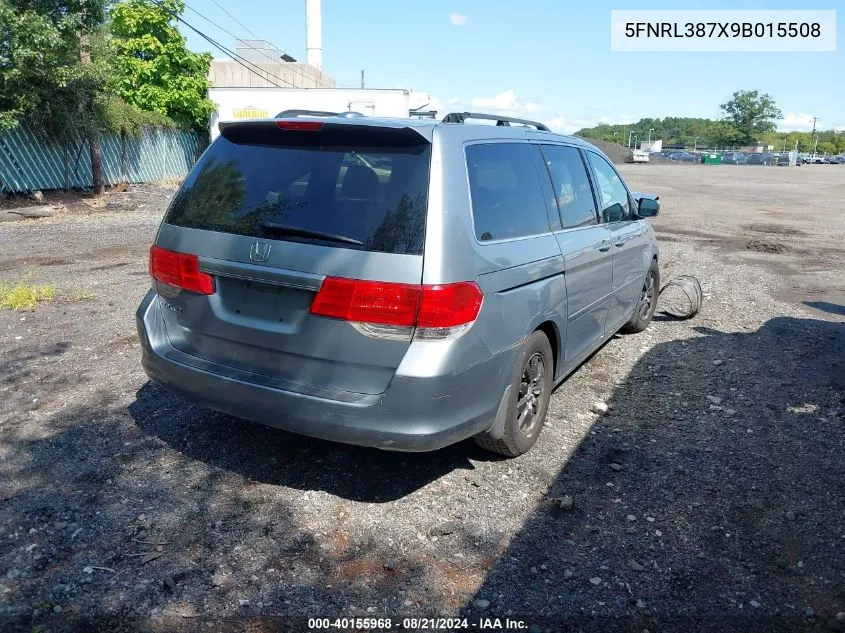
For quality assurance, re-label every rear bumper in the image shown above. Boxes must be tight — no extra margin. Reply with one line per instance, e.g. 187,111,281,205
135,291,512,452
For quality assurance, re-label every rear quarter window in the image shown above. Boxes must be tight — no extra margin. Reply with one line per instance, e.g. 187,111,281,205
164,134,431,255
466,143,551,242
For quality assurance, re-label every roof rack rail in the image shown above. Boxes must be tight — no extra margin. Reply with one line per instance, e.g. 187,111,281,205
441,111,550,132
410,110,438,119
275,109,340,118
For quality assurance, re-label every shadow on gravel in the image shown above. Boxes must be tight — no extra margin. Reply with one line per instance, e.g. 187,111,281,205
0,387,321,632
804,301,845,318
460,316,845,632
128,383,484,502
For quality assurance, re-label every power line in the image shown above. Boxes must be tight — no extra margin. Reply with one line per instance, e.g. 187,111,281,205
182,3,290,68
207,0,265,44
204,0,331,88
146,0,291,89
184,0,331,88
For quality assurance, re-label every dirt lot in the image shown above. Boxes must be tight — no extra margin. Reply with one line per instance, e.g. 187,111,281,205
1,165,843,632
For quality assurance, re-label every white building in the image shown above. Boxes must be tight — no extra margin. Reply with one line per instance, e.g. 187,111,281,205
208,87,435,140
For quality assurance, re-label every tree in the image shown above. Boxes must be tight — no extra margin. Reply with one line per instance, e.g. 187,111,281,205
1,0,187,194
0,0,105,133
710,121,745,149
0,0,113,191
109,0,214,130
719,90,782,145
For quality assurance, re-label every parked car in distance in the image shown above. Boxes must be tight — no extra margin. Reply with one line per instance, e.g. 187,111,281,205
804,155,826,164
721,151,748,165
136,111,661,457
668,151,696,162
747,152,775,165
628,149,650,163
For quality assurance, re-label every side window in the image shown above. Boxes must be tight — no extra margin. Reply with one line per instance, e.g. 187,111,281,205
585,151,632,223
466,143,551,241
539,145,598,229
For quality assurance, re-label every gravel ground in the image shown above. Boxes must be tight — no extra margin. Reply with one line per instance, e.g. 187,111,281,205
0,165,843,632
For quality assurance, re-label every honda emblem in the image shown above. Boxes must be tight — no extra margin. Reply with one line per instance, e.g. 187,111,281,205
249,241,271,263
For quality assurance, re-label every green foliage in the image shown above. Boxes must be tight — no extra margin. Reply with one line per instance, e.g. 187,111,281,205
100,93,175,136
1,0,199,141
109,0,214,130
0,0,83,132
719,90,782,145
576,117,725,149
577,90,844,154
710,121,745,149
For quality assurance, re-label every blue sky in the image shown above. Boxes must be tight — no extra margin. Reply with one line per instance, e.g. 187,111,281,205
180,0,843,133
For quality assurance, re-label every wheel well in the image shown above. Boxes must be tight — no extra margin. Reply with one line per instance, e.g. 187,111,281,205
535,321,559,377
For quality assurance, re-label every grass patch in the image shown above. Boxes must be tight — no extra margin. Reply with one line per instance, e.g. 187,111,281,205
0,280,55,310
67,288,97,302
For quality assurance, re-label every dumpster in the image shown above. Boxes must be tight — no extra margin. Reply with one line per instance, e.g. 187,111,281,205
702,153,722,165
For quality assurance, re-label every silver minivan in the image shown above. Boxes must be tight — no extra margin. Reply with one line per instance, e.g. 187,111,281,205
136,111,660,457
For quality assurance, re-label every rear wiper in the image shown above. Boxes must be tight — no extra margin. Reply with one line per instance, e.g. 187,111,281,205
259,222,363,246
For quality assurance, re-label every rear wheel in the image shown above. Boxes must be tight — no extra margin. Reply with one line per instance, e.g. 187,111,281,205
475,330,553,457
622,259,660,333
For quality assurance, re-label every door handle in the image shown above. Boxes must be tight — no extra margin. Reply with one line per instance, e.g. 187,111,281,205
597,241,611,252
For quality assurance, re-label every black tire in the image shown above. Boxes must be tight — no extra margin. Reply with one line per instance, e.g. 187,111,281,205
621,259,660,334
475,330,554,457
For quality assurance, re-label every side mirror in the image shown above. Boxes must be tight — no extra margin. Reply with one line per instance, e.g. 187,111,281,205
603,203,625,223
637,197,660,218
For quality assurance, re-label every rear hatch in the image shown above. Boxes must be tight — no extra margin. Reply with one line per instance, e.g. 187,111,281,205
151,118,433,397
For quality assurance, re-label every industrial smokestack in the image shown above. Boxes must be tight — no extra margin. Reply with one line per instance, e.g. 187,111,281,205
305,0,322,71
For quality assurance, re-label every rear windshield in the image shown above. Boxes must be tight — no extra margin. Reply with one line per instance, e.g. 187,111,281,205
164,134,431,255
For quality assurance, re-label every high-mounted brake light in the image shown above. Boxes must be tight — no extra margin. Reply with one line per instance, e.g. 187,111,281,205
149,245,215,295
309,277,483,340
275,120,324,131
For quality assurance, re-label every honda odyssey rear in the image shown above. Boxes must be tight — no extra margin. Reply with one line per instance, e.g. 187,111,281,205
137,112,660,456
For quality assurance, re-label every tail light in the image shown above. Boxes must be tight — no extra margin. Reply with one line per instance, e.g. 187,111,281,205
149,245,215,295
310,277,483,341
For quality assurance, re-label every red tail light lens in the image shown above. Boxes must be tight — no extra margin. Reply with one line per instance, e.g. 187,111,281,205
149,246,215,295
309,277,483,329
309,277,420,326
417,283,484,328
275,120,324,131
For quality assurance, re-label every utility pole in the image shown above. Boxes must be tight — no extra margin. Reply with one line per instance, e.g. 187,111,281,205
80,35,104,195
810,117,818,157
360,69,365,89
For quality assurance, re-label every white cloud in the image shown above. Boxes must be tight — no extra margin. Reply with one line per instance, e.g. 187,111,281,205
778,113,818,131
449,12,467,26
466,90,543,115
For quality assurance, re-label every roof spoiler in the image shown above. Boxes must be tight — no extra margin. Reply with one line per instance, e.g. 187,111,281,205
275,109,367,119
275,109,340,118
441,111,550,132
218,119,431,147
